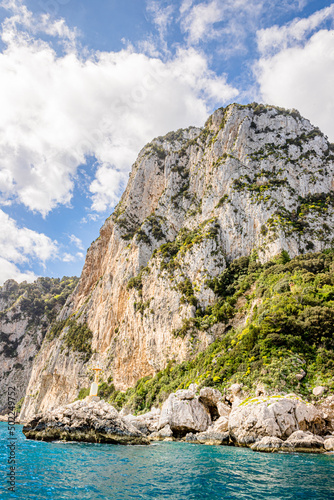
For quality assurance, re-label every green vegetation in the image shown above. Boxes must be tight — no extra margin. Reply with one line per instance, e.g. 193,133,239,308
63,320,93,359
127,266,150,296
15,397,24,413
105,249,334,414
0,277,78,327
77,388,90,400
156,220,220,274
47,317,93,360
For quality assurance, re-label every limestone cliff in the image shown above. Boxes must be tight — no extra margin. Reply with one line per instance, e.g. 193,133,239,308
0,277,78,414
20,103,334,421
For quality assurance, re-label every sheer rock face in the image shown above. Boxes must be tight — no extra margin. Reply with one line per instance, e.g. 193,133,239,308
229,396,325,446
20,104,334,421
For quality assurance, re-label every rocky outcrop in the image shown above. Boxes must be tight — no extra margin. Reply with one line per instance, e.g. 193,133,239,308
280,431,325,453
159,389,211,436
324,437,334,451
22,397,149,445
148,424,173,441
124,407,161,435
229,395,324,446
318,396,334,432
20,103,334,421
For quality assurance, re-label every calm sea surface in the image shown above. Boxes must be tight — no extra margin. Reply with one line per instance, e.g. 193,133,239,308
1,423,334,499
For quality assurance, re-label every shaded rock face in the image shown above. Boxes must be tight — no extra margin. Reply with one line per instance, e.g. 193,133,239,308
22,398,149,445
0,278,77,415
229,396,324,446
21,103,334,420
159,392,211,437
318,396,334,432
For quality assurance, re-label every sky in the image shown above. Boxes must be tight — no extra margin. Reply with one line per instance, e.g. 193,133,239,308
0,0,334,285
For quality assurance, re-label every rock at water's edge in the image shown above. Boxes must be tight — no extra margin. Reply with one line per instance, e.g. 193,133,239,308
22,398,149,445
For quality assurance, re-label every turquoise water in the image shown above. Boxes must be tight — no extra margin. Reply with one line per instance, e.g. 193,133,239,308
1,423,334,499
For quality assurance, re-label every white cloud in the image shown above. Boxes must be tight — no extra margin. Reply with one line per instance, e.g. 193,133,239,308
0,209,58,284
180,0,223,44
257,4,334,55
0,257,37,284
147,1,175,46
0,0,238,216
256,10,334,141
69,234,84,251
63,253,76,263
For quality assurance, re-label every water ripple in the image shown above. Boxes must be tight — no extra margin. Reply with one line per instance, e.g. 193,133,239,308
1,424,334,499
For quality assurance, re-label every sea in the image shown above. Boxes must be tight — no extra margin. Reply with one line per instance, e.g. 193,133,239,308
0,423,334,499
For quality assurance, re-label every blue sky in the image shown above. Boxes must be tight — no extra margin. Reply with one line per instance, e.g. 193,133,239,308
0,0,334,284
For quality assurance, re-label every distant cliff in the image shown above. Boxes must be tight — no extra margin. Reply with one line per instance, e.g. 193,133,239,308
0,277,78,414
20,103,334,421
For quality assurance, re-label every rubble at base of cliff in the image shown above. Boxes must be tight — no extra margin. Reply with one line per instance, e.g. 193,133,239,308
22,386,334,454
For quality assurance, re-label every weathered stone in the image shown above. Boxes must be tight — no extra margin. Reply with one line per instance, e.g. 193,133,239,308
281,431,324,453
149,424,173,441
229,396,324,446
324,437,334,451
199,387,222,420
217,402,231,418
251,436,284,452
196,431,229,446
175,389,195,400
23,399,149,445
318,395,334,431
313,386,327,397
183,432,198,443
295,370,306,382
212,416,229,433
229,384,242,396
159,393,211,435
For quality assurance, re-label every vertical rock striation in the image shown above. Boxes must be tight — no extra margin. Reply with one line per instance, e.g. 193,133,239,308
20,103,334,421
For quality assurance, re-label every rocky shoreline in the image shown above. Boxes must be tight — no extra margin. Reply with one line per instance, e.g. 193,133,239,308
22,385,334,454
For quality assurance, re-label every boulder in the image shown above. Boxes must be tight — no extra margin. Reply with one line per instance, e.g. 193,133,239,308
313,386,327,397
148,424,173,441
175,389,195,400
229,395,324,446
124,407,160,434
318,395,334,431
159,393,211,436
281,431,324,453
212,416,229,433
217,401,231,417
22,398,149,445
196,431,229,446
251,436,284,452
295,370,306,382
230,384,242,396
324,437,334,451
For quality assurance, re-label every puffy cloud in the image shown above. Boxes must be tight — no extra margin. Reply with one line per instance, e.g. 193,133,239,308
257,4,334,55
0,209,58,284
180,0,223,44
256,10,334,141
179,0,306,50
0,0,238,216
69,234,84,251
0,257,37,284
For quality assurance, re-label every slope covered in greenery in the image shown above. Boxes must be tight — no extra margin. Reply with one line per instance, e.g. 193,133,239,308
99,249,334,413
0,276,78,328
